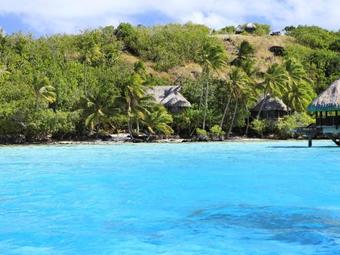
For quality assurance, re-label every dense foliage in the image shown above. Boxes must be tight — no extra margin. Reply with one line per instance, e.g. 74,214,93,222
285,26,340,92
0,23,339,143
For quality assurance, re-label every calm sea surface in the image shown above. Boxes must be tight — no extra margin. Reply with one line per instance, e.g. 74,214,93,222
0,141,340,255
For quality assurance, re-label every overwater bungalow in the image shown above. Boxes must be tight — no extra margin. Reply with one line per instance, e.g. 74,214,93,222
251,95,289,120
304,78,340,146
148,85,191,113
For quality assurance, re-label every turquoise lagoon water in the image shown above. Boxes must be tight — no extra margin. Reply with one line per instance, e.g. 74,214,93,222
0,141,340,254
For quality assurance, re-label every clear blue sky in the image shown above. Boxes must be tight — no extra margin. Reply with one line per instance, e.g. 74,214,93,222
0,0,338,35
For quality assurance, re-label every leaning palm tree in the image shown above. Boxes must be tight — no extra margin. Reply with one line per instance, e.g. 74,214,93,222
256,63,289,118
32,75,56,110
143,106,174,139
286,81,315,112
284,58,315,112
82,83,118,136
285,58,308,85
84,95,110,135
197,40,227,129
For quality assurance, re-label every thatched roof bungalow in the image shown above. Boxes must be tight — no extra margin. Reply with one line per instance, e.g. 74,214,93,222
245,23,256,33
307,78,340,130
148,86,191,113
308,79,340,112
301,78,340,146
251,95,289,120
235,25,244,34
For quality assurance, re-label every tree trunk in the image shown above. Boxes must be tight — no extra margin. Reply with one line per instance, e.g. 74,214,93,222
128,117,134,139
199,80,205,110
220,96,231,129
136,118,140,135
256,91,267,120
245,115,250,137
127,104,134,139
35,95,40,111
95,124,100,139
227,101,238,138
83,62,87,96
202,80,209,129
244,105,250,136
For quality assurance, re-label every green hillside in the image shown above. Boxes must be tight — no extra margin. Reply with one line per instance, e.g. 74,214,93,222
0,23,339,142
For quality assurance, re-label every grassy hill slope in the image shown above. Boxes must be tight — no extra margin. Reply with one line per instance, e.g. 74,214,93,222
120,34,297,82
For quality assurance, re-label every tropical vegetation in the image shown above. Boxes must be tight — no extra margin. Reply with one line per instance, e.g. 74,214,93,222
0,23,339,143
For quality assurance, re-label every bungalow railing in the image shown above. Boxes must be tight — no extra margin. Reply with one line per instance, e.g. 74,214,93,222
295,124,322,137
316,116,340,127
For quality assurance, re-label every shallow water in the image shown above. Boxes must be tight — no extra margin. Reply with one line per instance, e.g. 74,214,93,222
0,141,340,254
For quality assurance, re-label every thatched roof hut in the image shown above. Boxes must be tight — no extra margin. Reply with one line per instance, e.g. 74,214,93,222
245,23,256,33
235,25,244,34
148,86,191,112
252,95,289,112
251,95,289,119
246,23,256,29
308,79,340,112
301,79,340,147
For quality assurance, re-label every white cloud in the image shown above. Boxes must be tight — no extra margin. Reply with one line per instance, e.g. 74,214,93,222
0,0,338,34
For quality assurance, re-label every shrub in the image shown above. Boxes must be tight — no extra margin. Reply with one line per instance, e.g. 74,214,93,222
26,110,79,141
284,26,296,32
210,125,225,136
253,23,271,36
287,26,337,49
138,23,211,71
251,119,267,137
196,128,208,136
115,23,140,55
219,26,236,34
329,39,340,52
239,40,255,57
276,112,314,139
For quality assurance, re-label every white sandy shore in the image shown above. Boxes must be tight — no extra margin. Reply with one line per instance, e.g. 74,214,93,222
50,137,298,145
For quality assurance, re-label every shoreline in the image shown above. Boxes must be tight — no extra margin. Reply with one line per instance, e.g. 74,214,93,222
0,137,316,146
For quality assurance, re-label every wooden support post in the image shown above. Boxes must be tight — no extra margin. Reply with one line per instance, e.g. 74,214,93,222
336,111,338,129
315,112,318,125
308,135,313,147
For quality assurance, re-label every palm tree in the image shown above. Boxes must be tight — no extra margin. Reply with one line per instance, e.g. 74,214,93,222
197,41,227,130
82,81,118,136
84,94,111,135
286,82,315,112
256,63,289,118
244,91,259,136
32,75,56,110
232,40,255,68
124,73,151,137
220,68,249,129
284,59,315,112
143,106,174,139
225,68,250,138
